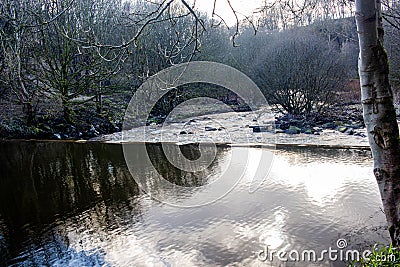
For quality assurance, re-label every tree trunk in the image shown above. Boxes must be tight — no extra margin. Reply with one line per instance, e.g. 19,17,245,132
23,102,35,126
62,97,72,123
356,0,400,245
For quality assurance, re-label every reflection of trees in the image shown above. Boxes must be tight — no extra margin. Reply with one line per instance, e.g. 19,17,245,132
0,216,7,266
0,141,230,264
145,143,229,187
0,142,142,264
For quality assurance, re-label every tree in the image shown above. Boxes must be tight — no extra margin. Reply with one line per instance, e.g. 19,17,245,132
0,0,40,125
383,1,400,111
253,30,346,115
356,0,400,245
32,0,124,122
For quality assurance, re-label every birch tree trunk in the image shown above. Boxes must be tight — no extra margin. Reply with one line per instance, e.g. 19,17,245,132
356,0,400,245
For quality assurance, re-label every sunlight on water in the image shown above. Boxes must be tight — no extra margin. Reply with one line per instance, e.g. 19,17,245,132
0,142,388,267
270,156,375,207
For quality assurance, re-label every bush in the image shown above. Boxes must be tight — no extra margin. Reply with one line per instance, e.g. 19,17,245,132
349,243,400,267
253,29,347,115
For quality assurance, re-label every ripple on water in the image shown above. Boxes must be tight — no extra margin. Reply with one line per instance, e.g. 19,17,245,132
0,143,389,266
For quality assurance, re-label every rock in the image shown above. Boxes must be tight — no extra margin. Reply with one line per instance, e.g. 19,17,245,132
90,125,99,134
351,123,364,129
322,122,335,129
304,129,313,135
314,132,321,135
337,126,347,133
355,132,367,138
87,125,99,137
275,129,285,134
346,128,354,135
251,126,272,133
286,126,301,134
180,131,187,135
205,126,218,131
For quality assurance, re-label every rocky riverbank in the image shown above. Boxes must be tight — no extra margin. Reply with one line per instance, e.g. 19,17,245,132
91,104,373,147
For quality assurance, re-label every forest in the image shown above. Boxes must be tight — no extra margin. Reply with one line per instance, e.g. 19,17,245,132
1,0,399,139
3,1,400,266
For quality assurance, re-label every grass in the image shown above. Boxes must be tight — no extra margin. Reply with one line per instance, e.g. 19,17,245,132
349,243,400,266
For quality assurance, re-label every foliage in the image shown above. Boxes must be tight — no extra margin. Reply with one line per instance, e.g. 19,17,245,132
349,243,400,267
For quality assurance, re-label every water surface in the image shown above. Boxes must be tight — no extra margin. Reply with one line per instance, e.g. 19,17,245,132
0,142,388,266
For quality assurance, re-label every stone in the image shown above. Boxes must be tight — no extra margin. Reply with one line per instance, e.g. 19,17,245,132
337,127,347,133
179,131,187,135
304,129,313,135
346,128,354,135
351,123,364,129
322,122,335,129
286,126,301,134
205,126,218,131
275,129,285,134
251,126,271,133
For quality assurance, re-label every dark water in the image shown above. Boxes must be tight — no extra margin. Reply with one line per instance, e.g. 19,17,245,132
0,141,389,266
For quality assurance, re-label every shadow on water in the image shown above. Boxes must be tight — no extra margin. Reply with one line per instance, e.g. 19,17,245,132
0,142,134,265
0,141,390,266
0,141,228,266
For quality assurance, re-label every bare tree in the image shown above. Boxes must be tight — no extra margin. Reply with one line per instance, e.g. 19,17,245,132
253,30,346,115
356,0,400,245
0,0,40,125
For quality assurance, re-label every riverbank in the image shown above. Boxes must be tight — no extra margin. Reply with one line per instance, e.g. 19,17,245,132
91,105,372,147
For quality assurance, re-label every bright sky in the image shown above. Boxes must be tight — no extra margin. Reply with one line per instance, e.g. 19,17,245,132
192,0,265,26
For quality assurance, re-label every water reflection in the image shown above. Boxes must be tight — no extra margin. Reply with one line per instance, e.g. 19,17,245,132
0,142,389,266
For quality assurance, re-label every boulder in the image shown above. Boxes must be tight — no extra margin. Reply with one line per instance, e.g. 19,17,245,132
322,122,335,129
346,128,354,135
304,129,313,135
205,126,218,132
286,126,301,134
251,126,270,133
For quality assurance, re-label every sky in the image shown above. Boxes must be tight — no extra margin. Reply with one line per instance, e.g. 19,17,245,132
192,0,266,26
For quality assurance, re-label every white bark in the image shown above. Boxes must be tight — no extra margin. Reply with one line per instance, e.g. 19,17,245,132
356,0,400,245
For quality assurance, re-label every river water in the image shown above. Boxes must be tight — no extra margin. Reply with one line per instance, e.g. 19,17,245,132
0,141,389,266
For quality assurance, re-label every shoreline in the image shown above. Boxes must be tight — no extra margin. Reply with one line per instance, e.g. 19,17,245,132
0,138,372,150
89,107,372,148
